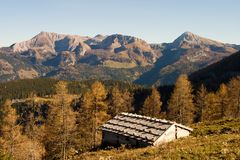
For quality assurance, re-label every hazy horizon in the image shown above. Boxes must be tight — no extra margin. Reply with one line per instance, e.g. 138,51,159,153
0,0,240,46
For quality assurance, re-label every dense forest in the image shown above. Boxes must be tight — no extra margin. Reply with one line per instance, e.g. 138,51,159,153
0,79,141,105
0,75,240,159
189,51,240,91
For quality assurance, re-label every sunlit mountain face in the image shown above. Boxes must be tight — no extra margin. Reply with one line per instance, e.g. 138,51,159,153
0,31,239,84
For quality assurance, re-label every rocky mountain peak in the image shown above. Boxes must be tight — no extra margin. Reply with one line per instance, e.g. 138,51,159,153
37,31,59,36
34,31,68,43
100,34,151,50
12,31,65,52
102,34,135,45
11,31,91,53
94,34,105,39
172,31,202,47
86,34,106,45
171,31,226,49
181,31,199,41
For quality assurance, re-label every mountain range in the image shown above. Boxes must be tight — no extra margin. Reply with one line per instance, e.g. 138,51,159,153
0,31,239,85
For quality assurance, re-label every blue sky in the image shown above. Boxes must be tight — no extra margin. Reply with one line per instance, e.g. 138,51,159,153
0,0,239,46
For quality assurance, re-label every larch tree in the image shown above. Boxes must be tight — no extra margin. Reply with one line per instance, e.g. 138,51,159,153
76,91,95,151
0,100,44,160
24,112,46,160
202,92,221,121
141,87,162,118
109,85,134,117
45,81,77,160
168,74,195,124
79,81,109,149
90,81,109,148
227,77,240,118
24,97,46,160
0,99,22,159
24,93,46,140
122,89,134,113
195,84,208,122
216,84,229,118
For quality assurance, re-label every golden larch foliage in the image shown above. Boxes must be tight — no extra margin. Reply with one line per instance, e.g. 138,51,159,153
44,81,77,160
168,74,195,124
227,77,240,118
142,87,162,118
109,85,133,117
195,84,208,122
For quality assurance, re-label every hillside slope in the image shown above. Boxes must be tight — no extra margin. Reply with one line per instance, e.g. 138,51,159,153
0,49,41,81
189,50,240,90
78,119,240,160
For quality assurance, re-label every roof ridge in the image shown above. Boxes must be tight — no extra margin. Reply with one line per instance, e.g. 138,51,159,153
120,112,192,131
173,122,193,131
120,112,174,124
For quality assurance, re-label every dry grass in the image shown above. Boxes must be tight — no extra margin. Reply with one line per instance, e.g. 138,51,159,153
77,119,240,160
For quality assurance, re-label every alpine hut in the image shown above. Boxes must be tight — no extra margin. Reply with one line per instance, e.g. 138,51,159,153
101,112,193,147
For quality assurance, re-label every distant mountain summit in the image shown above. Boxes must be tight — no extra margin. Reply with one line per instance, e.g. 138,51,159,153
11,32,91,58
171,31,203,48
170,31,237,52
99,34,150,49
135,32,239,85
96,34,158,64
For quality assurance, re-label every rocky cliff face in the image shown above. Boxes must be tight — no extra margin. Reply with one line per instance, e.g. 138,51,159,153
11,32,91,64
12,32,90,52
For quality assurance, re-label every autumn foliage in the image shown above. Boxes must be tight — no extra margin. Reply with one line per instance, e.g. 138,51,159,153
0,76,240,159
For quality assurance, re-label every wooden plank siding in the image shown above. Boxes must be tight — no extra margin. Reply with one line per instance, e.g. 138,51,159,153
101,112,192,147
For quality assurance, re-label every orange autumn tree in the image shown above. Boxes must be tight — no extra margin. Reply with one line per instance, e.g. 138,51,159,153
79,81,109,149
227,77,240,118
168,74,195,124
195,84,208,122
0,100,44,160
108,85,134,117
216,84,229,118
45,81,77,160
141,87,162,118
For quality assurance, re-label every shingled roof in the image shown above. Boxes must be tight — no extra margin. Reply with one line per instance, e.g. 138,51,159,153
101,112,192,145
